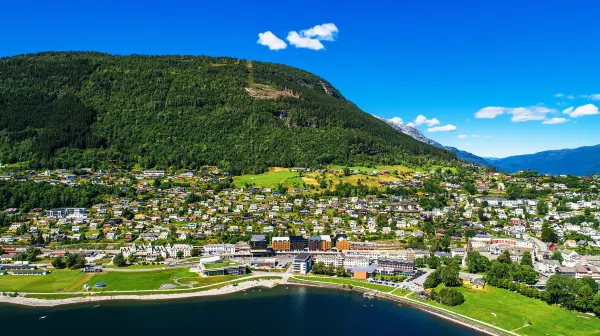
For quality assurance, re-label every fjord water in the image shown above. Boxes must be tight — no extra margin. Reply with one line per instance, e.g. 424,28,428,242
0,286,480,335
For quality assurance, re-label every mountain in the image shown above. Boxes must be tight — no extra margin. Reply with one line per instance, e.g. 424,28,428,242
0,52,456,173
378,117,489,166
491,145,600,176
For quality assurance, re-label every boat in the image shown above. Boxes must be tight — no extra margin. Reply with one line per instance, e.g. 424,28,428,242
39,316,46,320
94,305,101,308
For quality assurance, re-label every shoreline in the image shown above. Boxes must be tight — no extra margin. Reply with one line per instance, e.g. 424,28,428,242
0,280,507,335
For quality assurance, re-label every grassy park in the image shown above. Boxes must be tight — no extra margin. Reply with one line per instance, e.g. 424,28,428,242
420,285,600,336
0,269,90,293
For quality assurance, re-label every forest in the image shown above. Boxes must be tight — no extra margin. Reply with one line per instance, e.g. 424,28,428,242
0,52,457,173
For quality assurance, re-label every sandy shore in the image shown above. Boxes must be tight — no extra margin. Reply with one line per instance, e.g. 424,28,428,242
0,279,280,307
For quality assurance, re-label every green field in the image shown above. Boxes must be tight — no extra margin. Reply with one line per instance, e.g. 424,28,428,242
233,169,301,188
292,276,395,293
87,268,197,291
0,270,90,293
25,275,283,299
423,285,600,336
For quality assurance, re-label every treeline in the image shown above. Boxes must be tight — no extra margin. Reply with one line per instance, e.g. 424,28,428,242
0,181,115,213
0,52,456,172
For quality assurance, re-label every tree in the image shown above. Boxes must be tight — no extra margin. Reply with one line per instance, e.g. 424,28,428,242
191,248,200,257
440,266,461,287
122,208,135,220
311,262,326,275
335,265,348,277
513,265,538,285
428,255,441,269
575,285,594,311
176,251,184,259
64,253,86,269
551,250,564,264
467,252,490,273
497,250,512,264
437,287,465,306
520,251,533,267
113,253,126,267
580,277,598,294
541,223,559,243
51,256,66,269
537,201,549,215
424,268,442,289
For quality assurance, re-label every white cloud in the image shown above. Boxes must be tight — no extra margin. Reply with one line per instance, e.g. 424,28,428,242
471,134,490,138
406,122,415,127
554,93,565,98
287,31,325,50
542,117,569,125
428,124,456,132
300,23,338,41
457,134,468,139
257,31,287,50
589,94,600,101
509,106,555,122
413,115,440,126
475,106,557,122
567,95,575,99
475,106,505,119
387,117,403,126
563,104,599,118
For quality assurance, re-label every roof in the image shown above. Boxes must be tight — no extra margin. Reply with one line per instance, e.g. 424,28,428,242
351,264,377,273
294,253,311,261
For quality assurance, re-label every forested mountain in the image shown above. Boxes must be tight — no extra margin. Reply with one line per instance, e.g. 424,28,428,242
491,145,600,176
0,52,456,173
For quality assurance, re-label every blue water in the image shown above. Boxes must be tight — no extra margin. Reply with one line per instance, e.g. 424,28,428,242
0,286,481,335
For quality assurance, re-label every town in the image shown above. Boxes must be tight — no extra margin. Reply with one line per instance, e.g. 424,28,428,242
1,164,600,333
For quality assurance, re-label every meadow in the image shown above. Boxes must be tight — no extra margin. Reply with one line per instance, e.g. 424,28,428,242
423,285,600,336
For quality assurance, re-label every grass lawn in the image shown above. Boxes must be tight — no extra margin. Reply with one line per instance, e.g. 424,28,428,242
425,285,600,336
104,263,167,270
0,269,90,293
233,168,300,188
292,276,395,293
25,275,283,299
203,261,242,269
87,268,196,291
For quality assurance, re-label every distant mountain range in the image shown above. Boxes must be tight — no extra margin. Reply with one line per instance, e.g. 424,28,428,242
489,145,600,176
378,118,490,166
379,117,600,176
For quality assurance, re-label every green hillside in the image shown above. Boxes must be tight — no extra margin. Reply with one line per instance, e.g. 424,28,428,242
0,52,456,173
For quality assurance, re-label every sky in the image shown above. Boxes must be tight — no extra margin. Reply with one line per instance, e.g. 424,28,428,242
2,0,600,158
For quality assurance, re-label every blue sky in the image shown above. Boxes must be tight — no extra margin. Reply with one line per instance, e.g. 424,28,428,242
2,0,599,158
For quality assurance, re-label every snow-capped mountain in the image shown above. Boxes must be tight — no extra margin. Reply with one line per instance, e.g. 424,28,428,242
378,116,490,166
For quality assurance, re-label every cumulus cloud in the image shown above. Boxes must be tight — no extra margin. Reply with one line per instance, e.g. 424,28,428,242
257,31,287,50
413,115,440,126
300,23,338,41
406,122,415,127
475,106,505,119
457,134,468,139
287,31,325,50
387,117,403,125
428,124,457,132
563,104,599,118
589,94,600,101
475,106,557,122
542,117,569,125
286,23,339,50
554,93,565,98
509,106,555,122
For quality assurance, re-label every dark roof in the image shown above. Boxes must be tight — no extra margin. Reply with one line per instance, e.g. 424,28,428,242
294,253,311,261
